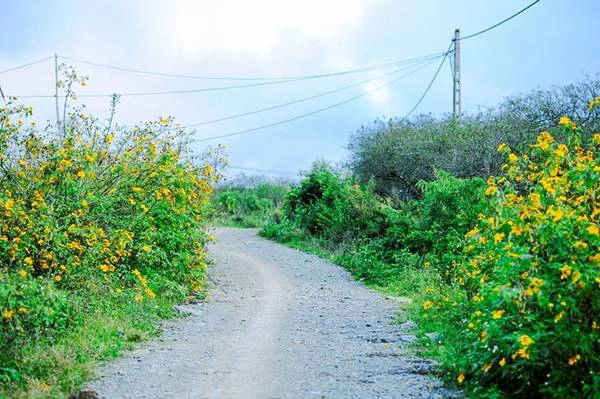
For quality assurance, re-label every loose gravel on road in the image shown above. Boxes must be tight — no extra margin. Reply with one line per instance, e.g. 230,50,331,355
88,228,460,399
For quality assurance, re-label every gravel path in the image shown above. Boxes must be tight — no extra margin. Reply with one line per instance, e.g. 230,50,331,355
89,228,459,399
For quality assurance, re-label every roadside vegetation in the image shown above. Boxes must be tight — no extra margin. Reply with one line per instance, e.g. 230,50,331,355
210,177,290,228
0,69,223,398
257,79,600,398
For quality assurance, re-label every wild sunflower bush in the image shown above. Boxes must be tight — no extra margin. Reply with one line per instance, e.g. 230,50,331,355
442,115,600,397
0,70,222,397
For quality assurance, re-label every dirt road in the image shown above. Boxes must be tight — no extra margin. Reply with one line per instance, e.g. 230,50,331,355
89,228,458,398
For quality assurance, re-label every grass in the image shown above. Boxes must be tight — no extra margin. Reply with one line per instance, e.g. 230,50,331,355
1,278,201,399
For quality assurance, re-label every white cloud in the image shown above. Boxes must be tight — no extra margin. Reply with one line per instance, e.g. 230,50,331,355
146,0,371,59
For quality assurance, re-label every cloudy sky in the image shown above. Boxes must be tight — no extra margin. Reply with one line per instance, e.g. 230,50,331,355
1,0,598,178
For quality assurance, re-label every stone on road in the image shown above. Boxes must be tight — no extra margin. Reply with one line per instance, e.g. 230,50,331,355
89,228,458,398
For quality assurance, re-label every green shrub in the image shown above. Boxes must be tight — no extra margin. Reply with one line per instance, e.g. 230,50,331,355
432,117,600,397
0,68,221,397
0,275,73,362
348,78,600,198
284,163,383,240
211,183,287,227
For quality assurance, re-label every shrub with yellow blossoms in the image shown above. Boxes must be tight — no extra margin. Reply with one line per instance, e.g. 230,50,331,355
0,69,225,371
449,112,599,397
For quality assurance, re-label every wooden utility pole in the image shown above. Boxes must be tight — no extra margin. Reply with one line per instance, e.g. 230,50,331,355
452,29,461,119
54,53,60,128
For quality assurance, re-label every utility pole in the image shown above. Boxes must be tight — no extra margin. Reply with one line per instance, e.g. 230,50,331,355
452,29,461,119
54,53,60,129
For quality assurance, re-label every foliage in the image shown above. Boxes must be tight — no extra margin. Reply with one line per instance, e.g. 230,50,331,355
262,96,600,398
0,69,222,398
428,118,599,398
210,183,288,227
283,163,384,240
348,78,600,198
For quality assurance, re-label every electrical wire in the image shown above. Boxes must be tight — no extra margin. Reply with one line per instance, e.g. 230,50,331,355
59,52,446,81
8,55,440,99
458,0,542,41
398,42,453,122
7,54,445,98
188,51,451,143
183,56,442,128
0,56,53,74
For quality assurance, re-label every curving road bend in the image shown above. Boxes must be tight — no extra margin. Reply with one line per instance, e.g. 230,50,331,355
89,228,459,399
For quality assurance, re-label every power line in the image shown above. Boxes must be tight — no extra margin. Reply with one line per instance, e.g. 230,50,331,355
5,55,439,98
458,0,542,41
183,56,442,128
0,56,53,74
399,42,453,122
11,54,443,99
59,52,445,81
189,51,451,143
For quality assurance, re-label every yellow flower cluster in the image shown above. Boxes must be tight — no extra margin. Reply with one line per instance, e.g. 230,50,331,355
446,114,599,389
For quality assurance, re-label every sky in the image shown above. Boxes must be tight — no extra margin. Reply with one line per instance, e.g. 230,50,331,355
1,0,599,179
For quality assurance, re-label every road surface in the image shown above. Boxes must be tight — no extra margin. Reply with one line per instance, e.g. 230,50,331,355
89,228,458,399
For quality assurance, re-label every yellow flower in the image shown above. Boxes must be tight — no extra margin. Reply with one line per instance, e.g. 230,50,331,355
482,363,492,372
140,204,149,212
560,265,572,280
18,269,28,278
559,116,573,127
18,306,28,314
76,170,86,179
512,347,530,360
593,133,600,145
493,233,505,244
105,134,114,144
519,334,534,347
547,206,564,222
554,311,564,323
589,96,600,110
497,143,509,152
423,300,433,310
499,358,507,367
4,198,15,211
568,354,581,366
465,227,479,237
457,373,465,384
81,199,89,207
511,224,523,236
3,309,14,319
541,178,555,195
24,257,33,266
587,225,599,236
554,144,568,157
492,310,505,320
134,293,144,302
485,186,498,196
142,245,151,252
536,131,554,150
160,117,170,125
54,275,62,282
508,153,518,163
573,241,588,249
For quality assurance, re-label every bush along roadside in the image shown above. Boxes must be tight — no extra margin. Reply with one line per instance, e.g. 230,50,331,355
426,116,599,398
0,71,224,398
261,103,599,397
210,182,288,228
